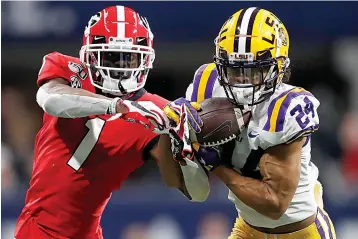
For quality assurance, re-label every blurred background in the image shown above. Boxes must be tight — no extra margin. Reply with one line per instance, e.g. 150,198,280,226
2,1,358,239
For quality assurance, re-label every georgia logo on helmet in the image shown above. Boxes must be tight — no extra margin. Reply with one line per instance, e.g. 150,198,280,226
213,7,290,107
80,5,155,96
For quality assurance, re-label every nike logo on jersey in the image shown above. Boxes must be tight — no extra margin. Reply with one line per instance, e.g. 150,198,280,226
203,120,232,139
248,131,259,138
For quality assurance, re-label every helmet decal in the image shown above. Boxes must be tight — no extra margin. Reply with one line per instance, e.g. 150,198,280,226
88,12,101,27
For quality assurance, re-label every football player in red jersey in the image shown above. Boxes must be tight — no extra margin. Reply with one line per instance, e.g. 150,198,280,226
14,6,209,239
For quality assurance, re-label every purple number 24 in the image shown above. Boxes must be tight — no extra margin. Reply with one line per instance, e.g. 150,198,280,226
289,97,315,129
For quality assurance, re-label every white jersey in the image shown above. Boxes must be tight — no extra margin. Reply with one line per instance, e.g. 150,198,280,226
186,63,320,228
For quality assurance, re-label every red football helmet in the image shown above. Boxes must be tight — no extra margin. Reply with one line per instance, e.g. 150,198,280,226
80,5,155,95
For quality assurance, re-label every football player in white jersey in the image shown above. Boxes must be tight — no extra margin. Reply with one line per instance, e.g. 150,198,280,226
165,7,336,239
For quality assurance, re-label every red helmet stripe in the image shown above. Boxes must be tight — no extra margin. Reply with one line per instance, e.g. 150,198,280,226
123,6,135,39
100,6,118,38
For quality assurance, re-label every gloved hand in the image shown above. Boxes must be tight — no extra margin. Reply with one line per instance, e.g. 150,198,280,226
167,103,195,166
163,97,203,133
115,98,170,134
192,143,235,171
192,143,226,172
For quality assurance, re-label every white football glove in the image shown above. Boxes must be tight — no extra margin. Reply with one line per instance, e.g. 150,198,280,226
167,103,201,168
116,98,170,134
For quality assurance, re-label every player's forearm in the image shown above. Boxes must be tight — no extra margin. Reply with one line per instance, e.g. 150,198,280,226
158,161,184,188
153,135,209,202
157,159,193,200
156,159,193,200
213,166,284,220
154,135,184,188
36,79,128,118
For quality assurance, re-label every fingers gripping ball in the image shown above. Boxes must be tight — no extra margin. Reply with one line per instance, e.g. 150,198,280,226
164,99,202,133
164,102,200,125
195,98,251,147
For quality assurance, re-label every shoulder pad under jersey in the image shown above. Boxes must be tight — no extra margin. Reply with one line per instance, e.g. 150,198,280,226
185,63,219,102
37,52,87,87
256,87,320,148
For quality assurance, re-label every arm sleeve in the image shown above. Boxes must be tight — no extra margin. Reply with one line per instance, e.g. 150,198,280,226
134,93,170,160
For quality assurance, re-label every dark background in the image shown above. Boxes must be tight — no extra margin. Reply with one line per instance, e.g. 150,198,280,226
2,1,358,239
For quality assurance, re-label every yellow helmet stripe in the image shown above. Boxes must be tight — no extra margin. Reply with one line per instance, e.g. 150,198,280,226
245,8,260,53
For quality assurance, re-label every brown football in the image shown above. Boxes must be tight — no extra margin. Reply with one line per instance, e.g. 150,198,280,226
195,97,251,146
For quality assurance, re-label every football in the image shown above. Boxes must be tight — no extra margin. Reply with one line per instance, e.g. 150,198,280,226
195,97,251,146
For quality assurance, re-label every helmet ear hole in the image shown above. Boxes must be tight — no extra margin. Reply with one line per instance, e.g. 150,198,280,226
218,48,228,59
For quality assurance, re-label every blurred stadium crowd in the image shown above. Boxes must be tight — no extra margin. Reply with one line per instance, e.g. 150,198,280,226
2,1,358,239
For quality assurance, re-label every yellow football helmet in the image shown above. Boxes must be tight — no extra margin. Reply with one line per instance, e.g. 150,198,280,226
214,7,290,106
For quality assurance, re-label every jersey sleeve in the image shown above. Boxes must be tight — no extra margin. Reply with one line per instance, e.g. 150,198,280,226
37,52,71,87
259,88,320,149
185,63,218,103
135,92,170,160
134,127,160,161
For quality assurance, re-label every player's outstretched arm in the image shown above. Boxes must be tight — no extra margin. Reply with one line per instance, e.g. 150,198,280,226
213,137,304,220
151,134,184,188
36,78,139,118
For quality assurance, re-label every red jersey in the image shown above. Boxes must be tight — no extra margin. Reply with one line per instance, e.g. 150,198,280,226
15,52,168,239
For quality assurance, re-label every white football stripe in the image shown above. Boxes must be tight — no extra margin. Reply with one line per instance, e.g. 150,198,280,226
238,7,256,53
116,5,125,38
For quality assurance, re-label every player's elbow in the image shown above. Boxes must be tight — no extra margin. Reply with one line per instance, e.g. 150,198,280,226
36,87,64,117
264,199,289,220
265,206,286,220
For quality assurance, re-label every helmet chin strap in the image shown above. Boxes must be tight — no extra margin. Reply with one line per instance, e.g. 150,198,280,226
233,87,263,106
102,77,137,96
96,67,130,96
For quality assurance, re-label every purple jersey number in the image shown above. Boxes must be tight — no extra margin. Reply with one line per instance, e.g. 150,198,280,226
290,97,315,129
